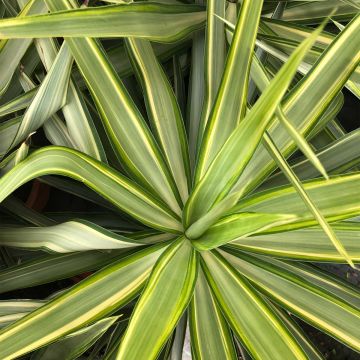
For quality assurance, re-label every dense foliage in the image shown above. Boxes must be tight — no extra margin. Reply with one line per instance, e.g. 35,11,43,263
0,0,359,359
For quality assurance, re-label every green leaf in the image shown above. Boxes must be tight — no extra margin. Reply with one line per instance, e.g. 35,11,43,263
117,238,198,360
0,117,21,157
192,212,296,250
264,129,360,187
184,23,322,233
189,267,237,360
222,250,360,352
232,13,360,196
32,316,118,360
0,249,134,294
0,0,45,95
187,5,205,169
0,220,158,253
265,302,323,360
195,0,226,147
46,0,183,215
201,250,308,360
8,42,73,151
0,299,45,328
282,0,360,23
251,54,329,179
194,0,264,183
125,38,190,202
0,86,37,117
234,173,360,231
263,132,354,266
228,222,360,262
0,146,182,233
0,243,167,359
0,2,206,42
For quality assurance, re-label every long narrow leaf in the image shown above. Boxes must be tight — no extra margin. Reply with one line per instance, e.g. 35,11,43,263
117,238,198,360
0,147,182,233
0,244,167,359
0,2,206,41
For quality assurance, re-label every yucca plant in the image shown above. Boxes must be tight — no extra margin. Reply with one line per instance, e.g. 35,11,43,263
0,0,359,358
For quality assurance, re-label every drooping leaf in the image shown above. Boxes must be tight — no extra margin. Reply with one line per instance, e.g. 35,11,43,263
0,243,167,359
0,146,182,233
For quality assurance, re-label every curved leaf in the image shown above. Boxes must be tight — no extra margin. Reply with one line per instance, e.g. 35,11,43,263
0,146,182,233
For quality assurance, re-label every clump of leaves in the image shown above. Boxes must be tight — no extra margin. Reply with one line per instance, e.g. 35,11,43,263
0,0,359,359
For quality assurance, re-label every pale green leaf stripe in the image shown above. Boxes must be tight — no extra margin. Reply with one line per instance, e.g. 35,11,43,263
0,244,167,360
251,54,328,179
0,87,36,117
232,14,360,196
0,220,149,253
0,0,45,95
9,41,73,152
0,299,45,316
189,268,237,360
263,132,354,267
222,250,360,351
201,251,308,360
117,238,198,360
191,212,297,251
32,316,118,360
265,129,360,187
0,249,134,294
125,38,190,202
184,25,321,232
0,2,206,42
194,0,263,183
228,222,360,263
0,147,182,233
234,173,360,230
195,0,226,149
47,1,182,215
